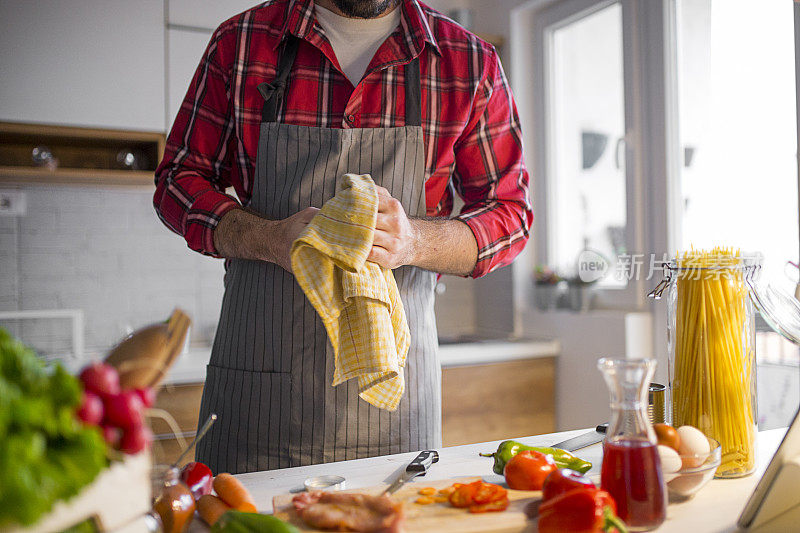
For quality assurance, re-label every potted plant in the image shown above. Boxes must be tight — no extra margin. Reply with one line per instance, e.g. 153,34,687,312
533,266,563,311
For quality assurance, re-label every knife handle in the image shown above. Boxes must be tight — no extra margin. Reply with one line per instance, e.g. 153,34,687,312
408,450,439,474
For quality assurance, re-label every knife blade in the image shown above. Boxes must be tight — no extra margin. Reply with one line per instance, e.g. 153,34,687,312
550,424,608,452
382,450,439,495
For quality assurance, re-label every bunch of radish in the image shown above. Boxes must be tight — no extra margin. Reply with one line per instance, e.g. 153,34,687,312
77,361,154,454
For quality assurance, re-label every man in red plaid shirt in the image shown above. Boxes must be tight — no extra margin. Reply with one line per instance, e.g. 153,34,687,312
154,0,532,472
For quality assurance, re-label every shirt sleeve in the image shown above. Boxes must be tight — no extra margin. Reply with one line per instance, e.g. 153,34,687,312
153,27,240,257
453,47,533,278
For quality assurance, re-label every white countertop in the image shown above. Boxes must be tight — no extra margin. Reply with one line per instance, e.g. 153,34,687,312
223,427,787,532
163,338,561,385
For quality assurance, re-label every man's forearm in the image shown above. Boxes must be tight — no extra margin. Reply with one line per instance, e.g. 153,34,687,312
213,207,318,272
409,218,478,276
213,208,278,261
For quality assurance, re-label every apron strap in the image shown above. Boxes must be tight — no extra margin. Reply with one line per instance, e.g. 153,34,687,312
258,35,423,127
404,56,422,127
258,36,300,123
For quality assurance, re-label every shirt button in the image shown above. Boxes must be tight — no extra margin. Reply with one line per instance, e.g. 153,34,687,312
346,114,355,123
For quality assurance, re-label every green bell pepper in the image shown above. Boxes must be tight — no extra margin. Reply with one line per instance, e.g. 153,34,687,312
480,440,592,475
211,511,300,533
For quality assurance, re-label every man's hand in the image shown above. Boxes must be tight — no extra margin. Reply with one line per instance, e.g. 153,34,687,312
213,206,318,272
368,186,479,276
368,186,419,269
271,207,319,271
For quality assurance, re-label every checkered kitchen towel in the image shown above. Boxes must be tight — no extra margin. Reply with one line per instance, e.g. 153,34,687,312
290,173,410,411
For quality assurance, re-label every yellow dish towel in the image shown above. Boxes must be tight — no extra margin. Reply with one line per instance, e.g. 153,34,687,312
290,173,410,411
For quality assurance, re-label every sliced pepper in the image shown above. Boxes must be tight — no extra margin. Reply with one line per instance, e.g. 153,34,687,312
449,482,478,508
469,497,510,513
480,440,592,475
473,482,506,504
449,481,508,513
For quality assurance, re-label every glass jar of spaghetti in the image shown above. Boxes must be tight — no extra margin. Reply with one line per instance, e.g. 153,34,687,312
650,248,758,478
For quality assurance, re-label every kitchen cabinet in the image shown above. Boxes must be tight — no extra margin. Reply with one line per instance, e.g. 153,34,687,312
441,357,555,446
0,0,165,132
167,28,212,129
168,0,257,30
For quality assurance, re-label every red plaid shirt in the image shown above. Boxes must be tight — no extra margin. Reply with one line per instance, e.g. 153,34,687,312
154,0,531,277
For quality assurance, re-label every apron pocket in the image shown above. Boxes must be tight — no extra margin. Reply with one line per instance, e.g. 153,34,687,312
196,364,292,474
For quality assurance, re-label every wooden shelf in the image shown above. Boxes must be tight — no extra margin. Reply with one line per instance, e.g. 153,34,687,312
0,122,164,187
0,166,155,186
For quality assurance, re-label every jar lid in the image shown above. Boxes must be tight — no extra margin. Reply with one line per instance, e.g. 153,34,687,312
747,278,800,346
304,475,346,491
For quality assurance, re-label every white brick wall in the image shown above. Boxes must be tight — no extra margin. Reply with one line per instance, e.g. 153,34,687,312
0,185,494,358
0,186,225,357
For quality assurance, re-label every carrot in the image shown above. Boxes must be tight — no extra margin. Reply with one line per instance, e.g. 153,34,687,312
238,502,257,513
213,473,258,511
197,494,231,526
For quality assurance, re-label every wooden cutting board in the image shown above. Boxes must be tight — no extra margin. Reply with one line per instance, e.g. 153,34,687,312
272,477,541,532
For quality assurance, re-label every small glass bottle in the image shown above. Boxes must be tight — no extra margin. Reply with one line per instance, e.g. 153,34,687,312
152,465,196,533
598,358,667,531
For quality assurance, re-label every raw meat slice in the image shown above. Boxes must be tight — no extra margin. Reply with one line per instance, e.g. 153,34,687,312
292,491,405,532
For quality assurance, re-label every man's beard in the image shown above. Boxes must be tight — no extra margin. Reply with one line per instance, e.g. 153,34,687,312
330,0,400,19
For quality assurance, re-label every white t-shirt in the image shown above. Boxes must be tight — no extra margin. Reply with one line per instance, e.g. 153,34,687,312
314,4,402,86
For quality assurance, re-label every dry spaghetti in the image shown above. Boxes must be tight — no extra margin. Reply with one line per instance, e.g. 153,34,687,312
671,247,756,477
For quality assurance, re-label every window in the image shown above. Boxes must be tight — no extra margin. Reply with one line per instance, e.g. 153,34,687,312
548,4,628,287
676,0,798,293
527,0,645,309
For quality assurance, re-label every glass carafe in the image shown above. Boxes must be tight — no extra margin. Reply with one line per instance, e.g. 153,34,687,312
598,358,666,531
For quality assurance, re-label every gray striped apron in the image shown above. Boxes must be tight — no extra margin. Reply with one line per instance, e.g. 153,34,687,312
196,36,441,474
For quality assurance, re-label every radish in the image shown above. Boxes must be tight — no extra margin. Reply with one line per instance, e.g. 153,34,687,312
77,391,104,425
103,391,144,429
120,424,152,454
101,424,122,448
134,387,156,408
79,362,120,397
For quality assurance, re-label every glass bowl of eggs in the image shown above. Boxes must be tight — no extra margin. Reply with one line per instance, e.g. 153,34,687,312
655,424,722,501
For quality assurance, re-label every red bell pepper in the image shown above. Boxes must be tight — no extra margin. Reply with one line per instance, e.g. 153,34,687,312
538,488,628,533
542,468,597,502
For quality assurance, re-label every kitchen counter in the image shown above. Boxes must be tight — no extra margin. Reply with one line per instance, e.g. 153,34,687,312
217,427,787,532
163,337,560,385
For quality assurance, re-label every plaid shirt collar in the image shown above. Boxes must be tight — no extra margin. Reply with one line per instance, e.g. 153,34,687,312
277,0,441,59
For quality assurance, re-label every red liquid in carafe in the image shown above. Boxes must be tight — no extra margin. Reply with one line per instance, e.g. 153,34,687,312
601,439,667,530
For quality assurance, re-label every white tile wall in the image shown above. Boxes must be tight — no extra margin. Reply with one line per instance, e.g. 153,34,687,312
0,186,225,357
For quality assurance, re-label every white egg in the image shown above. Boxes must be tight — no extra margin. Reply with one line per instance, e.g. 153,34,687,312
677,425,710,468
657,444,682,482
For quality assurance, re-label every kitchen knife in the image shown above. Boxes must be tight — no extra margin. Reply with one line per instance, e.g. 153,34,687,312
550,424,608,452
382,450,439,495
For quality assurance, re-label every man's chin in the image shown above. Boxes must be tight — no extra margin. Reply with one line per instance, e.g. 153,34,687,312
331,0,400,19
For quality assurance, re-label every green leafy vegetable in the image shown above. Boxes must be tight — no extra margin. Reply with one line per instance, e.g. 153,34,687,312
0,328,108,527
